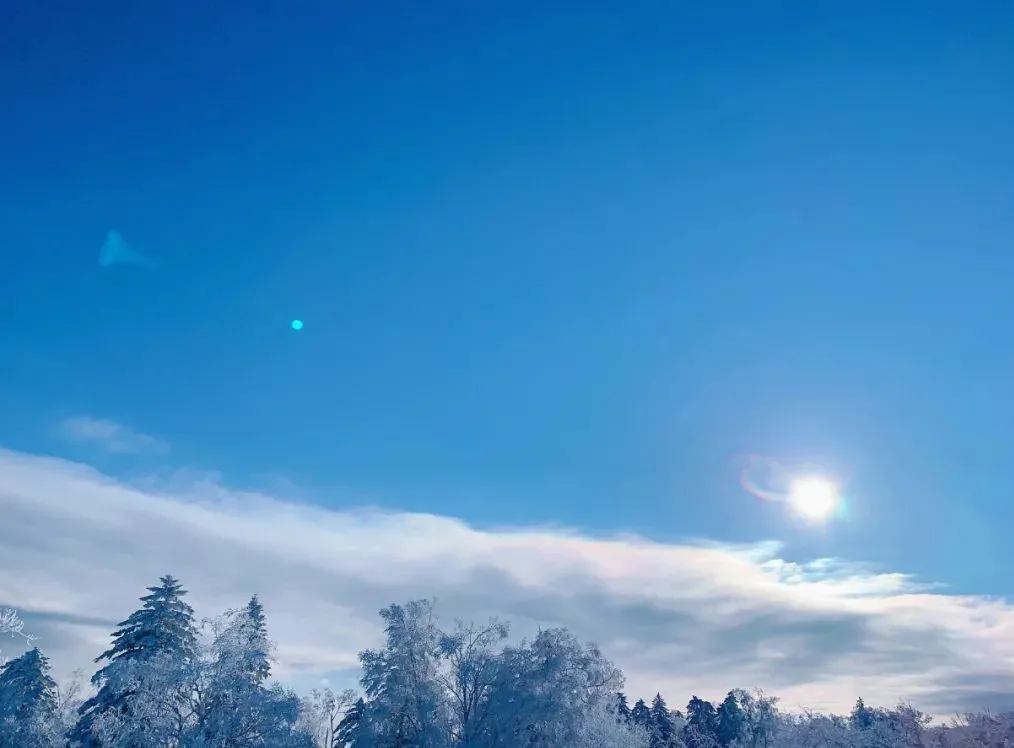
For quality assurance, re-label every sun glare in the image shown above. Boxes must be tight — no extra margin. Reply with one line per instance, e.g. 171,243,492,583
787,476,838,521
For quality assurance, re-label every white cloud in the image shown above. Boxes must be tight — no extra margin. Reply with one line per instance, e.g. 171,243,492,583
56,416,170,455
1,446,1013,718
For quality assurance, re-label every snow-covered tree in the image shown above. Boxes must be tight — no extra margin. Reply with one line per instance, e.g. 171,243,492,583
937,711,1014,748
19,577,1014,748
334,697,366,748
297,687,359,748
0,646,62,747
0,608,36,669
616,692,633,724
649,692,677,748
220,596,271,688
715,691,745,747
480,626,623,748
190,595,311,748
685,696,718,747
347,600,629,748
633,698,651,730
732,689,779,748
436,617,509,746
849,698,875,732
70,575,199,747
86,651,200,748
573,696,651,748
774,710,851,748
54,669,89,739
355,600,450,748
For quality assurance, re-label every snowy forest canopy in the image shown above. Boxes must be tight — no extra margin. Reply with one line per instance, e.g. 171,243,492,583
2,575,1013,748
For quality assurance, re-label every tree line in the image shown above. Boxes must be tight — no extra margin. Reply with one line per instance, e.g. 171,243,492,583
1,575,1013,747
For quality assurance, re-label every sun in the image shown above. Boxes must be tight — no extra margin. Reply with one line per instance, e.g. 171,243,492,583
787,476,839,521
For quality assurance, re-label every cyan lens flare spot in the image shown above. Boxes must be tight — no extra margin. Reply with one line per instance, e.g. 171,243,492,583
291,320,304,331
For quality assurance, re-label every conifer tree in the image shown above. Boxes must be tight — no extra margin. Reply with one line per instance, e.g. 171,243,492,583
649,693,674,748
685,696,718,745
334,697,365,747
242,595,271,686
69,575,198,747
209,594,272,691
356,601,447,748
196,595,311,747
631,697,650,729
716,690,745,747
849,696,875,731
0,647,61,747
616,691,632,724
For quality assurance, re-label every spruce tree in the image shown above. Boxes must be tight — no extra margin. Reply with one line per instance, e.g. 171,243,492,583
849,697,875,731
334,697,365,747
649,693,674,748
210,595,271,689
631,697,650,729
0,647,60,746
69,575,198,746
242,595,271,686
196,595,311,747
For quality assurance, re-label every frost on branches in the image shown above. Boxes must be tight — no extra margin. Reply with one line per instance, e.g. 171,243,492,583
347,600,629,748
0,608,37,668
66,578,309,748
5,578,1014,748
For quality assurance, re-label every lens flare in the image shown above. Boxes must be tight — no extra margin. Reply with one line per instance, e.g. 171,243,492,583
99,229,152,268
739,454,846,524
291,320,303,330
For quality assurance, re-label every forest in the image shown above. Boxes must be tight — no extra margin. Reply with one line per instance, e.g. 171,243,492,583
1,575,1012,748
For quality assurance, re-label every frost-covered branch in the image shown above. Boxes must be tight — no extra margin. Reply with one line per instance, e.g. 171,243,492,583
0,607,38,667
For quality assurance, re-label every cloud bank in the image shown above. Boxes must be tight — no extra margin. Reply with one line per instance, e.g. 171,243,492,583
1,446,1013,718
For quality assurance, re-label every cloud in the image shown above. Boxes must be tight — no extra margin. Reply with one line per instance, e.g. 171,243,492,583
56,417,170,456
1,447,1013,718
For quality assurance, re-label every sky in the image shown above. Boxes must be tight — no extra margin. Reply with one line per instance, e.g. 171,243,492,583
1,0,1013,716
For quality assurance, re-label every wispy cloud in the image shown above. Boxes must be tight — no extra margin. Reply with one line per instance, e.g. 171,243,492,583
1,446,1013,718
56,416,170,456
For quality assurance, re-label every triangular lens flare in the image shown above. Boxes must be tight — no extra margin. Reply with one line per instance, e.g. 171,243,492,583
99,230,146,267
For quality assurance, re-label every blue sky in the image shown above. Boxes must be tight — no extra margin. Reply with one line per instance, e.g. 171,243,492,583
1,0,1013,641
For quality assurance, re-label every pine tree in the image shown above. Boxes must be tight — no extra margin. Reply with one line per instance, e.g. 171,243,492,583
69,575,198,747
0,647,61,746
